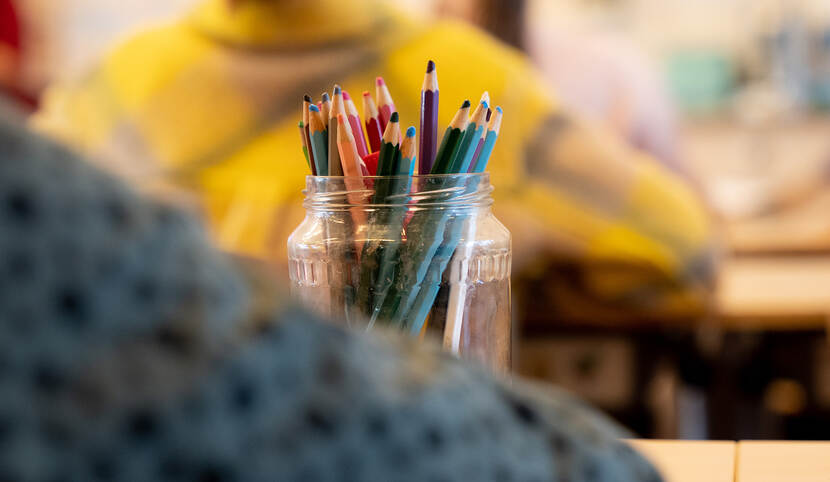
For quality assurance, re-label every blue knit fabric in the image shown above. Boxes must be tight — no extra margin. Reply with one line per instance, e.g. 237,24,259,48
0,116,661,481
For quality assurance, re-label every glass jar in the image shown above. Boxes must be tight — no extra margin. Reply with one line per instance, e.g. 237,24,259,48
287,174,512,372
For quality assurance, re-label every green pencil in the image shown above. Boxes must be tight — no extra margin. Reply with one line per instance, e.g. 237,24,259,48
430,100,470,174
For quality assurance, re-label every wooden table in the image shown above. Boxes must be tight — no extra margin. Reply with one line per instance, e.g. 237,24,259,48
627,440,736,482
628,440,830,481
736,441,830,482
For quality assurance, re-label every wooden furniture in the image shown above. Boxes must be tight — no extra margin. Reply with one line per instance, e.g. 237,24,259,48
627,440,736,482
736,441,830,482
627,440,830,481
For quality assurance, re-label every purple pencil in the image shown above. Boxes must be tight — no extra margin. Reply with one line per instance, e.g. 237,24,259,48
419,60,439,174
468,92,491,172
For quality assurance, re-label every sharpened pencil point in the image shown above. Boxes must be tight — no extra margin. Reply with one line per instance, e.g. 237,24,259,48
426,60,435,73
333,85,341,95
303,94,312,102
309,104,319,112
321,92,330,101
406,126,416,137
461,100,471,108
342,91,351,101
362,91,371,97
376,77,385,86
496,106,503,113
298,121,304,127
389,112,399,122
481,101,489,109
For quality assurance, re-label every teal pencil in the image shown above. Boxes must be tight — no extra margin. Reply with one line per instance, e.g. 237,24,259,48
308,104,328,175
328,85,345,176
471,106,502,173
398,126,417,176
430,100,470,174
449,100,488,174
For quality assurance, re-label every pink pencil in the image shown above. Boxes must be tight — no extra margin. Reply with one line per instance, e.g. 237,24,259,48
342,91,369,158
375,76,396,132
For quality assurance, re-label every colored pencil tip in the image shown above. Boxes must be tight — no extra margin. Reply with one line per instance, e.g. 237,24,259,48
426,60,435,73
496,106,503,113
298,121,304,127
480,101,489,109
376,77,385,86
303,94,312,102
406,126,416,137
309,104,320,112
342,91,351,101
362,91,371,97
321,92,330,101
337,113,346,123
389,112,399,122
333,85,341,95
461,100,471,108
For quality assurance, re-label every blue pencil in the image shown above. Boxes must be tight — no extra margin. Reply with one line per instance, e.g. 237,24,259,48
448,100,488,174
471,106,502,173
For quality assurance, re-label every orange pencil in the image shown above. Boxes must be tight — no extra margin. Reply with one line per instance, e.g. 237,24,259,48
336,113,368,250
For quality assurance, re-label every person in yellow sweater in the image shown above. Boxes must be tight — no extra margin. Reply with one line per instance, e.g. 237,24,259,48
34,0,717,319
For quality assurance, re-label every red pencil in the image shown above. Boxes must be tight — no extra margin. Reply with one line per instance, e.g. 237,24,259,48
362,91,383,154
343,90,369,158
375,76,396,132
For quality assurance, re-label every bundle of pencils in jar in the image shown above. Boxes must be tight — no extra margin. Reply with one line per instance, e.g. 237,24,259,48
294,60,504,344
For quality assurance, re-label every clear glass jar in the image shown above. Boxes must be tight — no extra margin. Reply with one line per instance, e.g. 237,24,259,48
288,174,512,372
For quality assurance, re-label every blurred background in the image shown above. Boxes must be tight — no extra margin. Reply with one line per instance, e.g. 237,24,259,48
6,0,830,441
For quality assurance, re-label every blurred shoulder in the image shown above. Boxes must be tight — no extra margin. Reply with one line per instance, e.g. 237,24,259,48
416,19,537,78
96,19,216,102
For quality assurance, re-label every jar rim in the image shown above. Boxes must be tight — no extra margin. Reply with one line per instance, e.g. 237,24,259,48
302,173,493,210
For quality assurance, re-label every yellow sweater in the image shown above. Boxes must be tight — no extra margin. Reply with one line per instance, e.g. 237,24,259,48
35,0,716,316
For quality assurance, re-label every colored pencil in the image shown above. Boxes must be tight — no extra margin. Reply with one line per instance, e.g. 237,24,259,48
328,85,345,176
430,100,470,174
399,126,417,176
471,106,502,173
343,90,369,158
376,112,401,177
467,92,490,172
319,92,331,127
336,113,369,239
419,60,439,174
362,91,383,154
308,104,328,175
298,121,310,168
358,111,404,323
303,94,317,175
376,76,397,132
449,100,488,174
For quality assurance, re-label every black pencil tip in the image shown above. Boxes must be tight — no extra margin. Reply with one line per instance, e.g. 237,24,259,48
322,92,330,101
426,60,435,73
390,112,399,122
461,99,471,108
303,94,312,102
